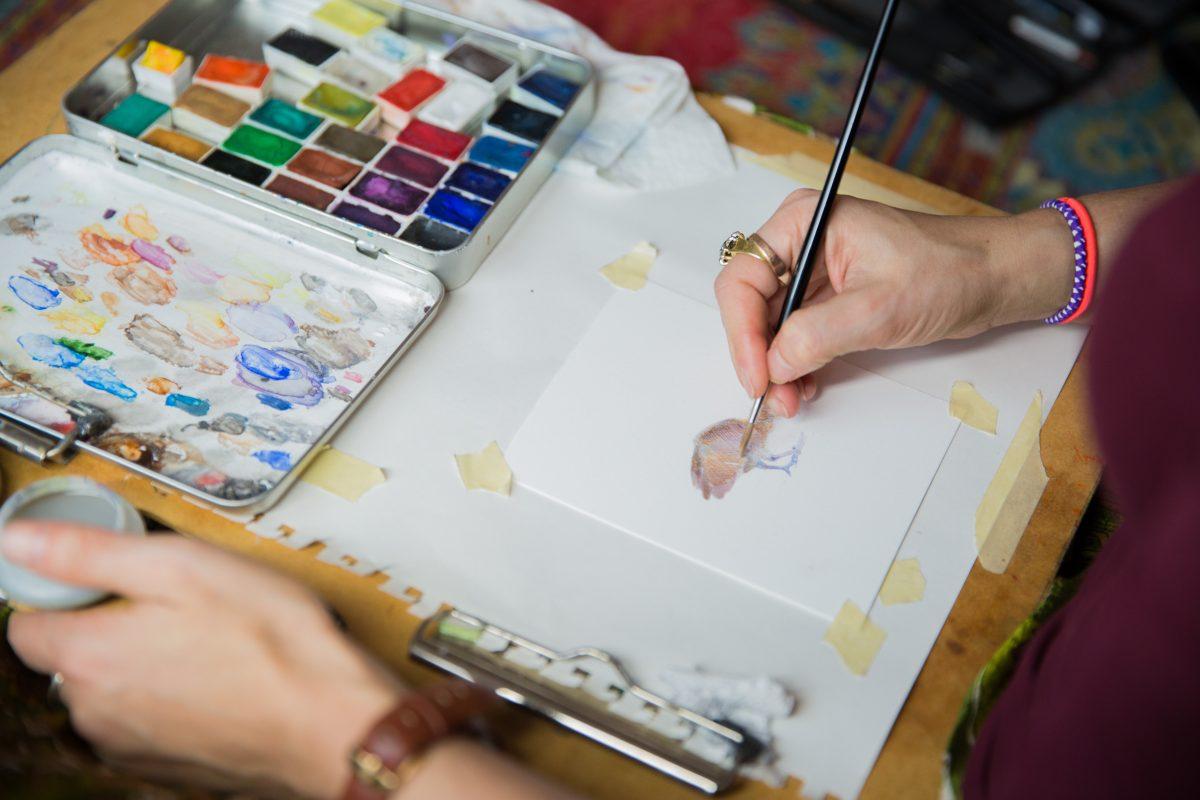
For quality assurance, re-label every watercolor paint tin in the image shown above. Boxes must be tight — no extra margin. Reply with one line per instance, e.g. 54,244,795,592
351,27,424,80
323,53,393,98
437,38,519,96
418,80,494,133
249,98,323,141
100,93,170,138
0,477,145,610
132,41,194,104
376,69,446,129
300,82,380,131
0,135,443,513
173,84,251,143
63,0,595,290
310,0,387,50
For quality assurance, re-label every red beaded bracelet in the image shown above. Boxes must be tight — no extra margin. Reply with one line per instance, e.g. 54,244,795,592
1041,196,1098,324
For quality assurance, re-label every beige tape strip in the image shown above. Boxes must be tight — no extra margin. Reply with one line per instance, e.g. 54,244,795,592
745,151,944,215
823,600,887,676
599,241,658,290
974,392,1049,573
879,558,926,605
454,441,514,496
949,380,998,434
301,447,386,502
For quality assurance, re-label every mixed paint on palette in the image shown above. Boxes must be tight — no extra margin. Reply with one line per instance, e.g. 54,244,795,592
691,414,805,500
0,150,435,503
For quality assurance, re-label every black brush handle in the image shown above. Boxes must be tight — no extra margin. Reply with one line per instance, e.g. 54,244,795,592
774,0,900,331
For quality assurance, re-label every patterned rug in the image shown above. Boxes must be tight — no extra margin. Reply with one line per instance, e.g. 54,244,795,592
545,0,1200,211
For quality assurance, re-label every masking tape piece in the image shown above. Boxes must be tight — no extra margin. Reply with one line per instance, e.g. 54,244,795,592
974,391,1049,573
599,241,657,291
454,441,513,496
300,447,386,502
745,151,943,215
949,380,999,434
823,600,886,677
879,558,926,605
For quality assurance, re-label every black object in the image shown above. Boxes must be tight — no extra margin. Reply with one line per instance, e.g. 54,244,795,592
742,0,899,441
1162,13,1200,115
777,0,1199,126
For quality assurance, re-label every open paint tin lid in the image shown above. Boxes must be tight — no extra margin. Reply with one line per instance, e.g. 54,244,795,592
0,476,145,610
0,135,442,514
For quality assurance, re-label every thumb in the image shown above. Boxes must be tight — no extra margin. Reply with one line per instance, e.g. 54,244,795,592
767,289,886,383
1,521,176,601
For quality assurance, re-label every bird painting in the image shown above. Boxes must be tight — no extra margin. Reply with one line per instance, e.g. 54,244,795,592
690,414,805,499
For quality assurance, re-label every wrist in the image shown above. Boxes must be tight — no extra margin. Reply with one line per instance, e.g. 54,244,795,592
978,207,1078,328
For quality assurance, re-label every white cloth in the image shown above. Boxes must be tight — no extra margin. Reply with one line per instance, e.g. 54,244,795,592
426,0,736,190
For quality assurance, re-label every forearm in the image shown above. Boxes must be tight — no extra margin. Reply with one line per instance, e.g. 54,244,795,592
944,180,1186,328
394,738,580,800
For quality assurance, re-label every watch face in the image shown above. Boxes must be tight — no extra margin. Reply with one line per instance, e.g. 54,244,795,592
720,231,742,265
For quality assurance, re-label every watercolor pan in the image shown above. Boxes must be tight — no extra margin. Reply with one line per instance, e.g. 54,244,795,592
249,98,323,140
374,145,448,188
467,136,534,175
265,173,336,210
485,100,558,146
100,93,170,138
193,54,272,104
350,172,428,216
350,27,424,80
323,53,392,98
132,41,193,104
399,216,470,251
513,68,581,116
445,162,511,203
201,149,271,185
222,125,302,167
438,39,518,95
300,82,380,131
314,124,386,163
173,84,251,143
376,69,445,128
331,200,402,235
417,80,493,133
396,119,471,161
287,148,362,189
310,0,386,50
141,126,211,161
423,189,489,232
263,28,340,86
0,136,442,511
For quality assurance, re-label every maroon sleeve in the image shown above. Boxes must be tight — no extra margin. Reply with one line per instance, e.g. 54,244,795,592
964,177,1200,799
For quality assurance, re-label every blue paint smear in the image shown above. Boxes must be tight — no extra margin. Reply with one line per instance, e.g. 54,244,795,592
252,449,294,471
8,275,62,311
237,345,299,381
256,393,293,411
17,333,84,369
446,162,510,203
423,189,489,233
76,364,137,402
165,393,211,417
468,136,533,174
519,70,580,110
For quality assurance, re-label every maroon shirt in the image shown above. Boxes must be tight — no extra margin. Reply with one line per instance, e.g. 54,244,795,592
965,177,1200,797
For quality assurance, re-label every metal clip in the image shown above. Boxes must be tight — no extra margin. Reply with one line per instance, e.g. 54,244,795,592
411,608,753,794
0,361,112,464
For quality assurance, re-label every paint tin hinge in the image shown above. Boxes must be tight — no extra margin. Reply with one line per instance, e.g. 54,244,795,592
0,415,76,464
411,608,754,794
354,239,382,259
111,143,140,166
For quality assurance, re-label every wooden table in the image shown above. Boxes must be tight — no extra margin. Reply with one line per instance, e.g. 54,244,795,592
0,3,1103,797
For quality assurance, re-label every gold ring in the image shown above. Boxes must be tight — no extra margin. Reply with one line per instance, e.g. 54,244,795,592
719,231,791,287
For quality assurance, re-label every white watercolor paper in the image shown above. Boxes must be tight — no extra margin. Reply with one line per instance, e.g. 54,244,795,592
506,284,960,619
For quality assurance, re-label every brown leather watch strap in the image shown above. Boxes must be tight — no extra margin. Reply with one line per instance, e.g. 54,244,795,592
342,680,494,800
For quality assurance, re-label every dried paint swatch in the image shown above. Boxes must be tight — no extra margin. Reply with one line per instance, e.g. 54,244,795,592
0,148,436,504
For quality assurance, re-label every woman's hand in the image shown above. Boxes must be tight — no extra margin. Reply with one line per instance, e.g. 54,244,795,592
714,189,1076,417
3,522,401,799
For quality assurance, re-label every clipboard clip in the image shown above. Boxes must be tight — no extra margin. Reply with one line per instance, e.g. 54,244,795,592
410,608,757,794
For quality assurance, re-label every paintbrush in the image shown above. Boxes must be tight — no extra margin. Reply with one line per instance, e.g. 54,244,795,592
738,0,901,457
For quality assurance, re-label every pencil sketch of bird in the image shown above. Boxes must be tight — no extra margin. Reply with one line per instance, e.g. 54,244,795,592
690,415,804,500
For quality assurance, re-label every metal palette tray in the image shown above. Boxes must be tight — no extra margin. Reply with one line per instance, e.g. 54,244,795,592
62,0,596,289
0,135,442,514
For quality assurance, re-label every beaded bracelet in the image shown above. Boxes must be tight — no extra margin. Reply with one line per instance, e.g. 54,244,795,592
1040,197,1097,324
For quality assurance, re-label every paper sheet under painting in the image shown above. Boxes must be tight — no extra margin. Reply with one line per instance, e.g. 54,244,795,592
0,148,434,504
507,285,959,619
